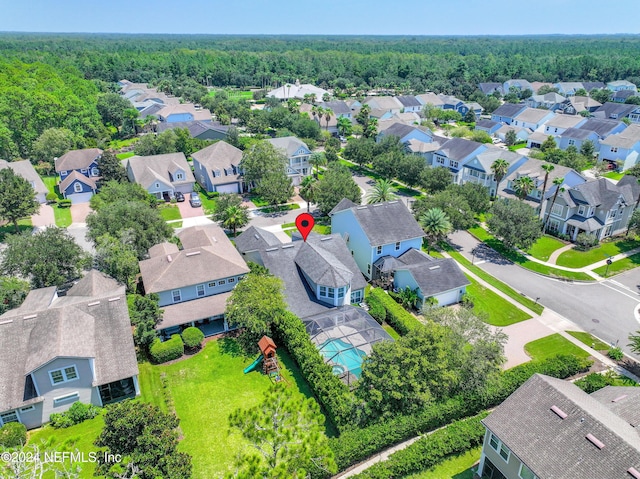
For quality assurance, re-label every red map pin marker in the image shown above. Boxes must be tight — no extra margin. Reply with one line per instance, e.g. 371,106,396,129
295,213,315,242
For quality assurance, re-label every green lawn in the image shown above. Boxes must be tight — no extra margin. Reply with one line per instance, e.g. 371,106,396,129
138,338,333,478
383,323,401,340
604,171,625,181
116,151,135,160
193,184,218,214
527,236,567,262
106,138,139,150
524,333,591,361
258,203,300,214
404,447,480,479
247,194,269,207
567,331,610,351
42,175,73,227
593,251,640,277
508,143,527,151
0,219,33,241
556,238,640,268
171,221,183,229
159,205,182,221
43,175,62,199
466,277,531,326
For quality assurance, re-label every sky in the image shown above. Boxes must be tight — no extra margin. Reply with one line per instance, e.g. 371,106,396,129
1,0,640,35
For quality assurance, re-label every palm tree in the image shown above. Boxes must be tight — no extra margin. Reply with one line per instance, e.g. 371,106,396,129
324,108,334,131
539,163,555,217
399,286,420,311
491,159,509,195
513,176,536,200
220,205,249,237
312,105,323,126
337,116,352,138
543,177,565,233
420,207,452,253
366,179,397,204
309,152,326,178
299,175,317,212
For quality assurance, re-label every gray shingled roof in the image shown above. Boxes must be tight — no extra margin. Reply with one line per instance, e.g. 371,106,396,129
478,82,503,95
476,119,500,130
568,177,635,210
235,226,282,253
396,95,422,108
156,120,229,137
504,157,579,185
0,270,138,412
191,141,243,183
0,160,48,197
545,115,585,129
591,385,640,428
560,127,598,141
395,249,470,297
55,148,102,172
492,103,527,119
59,170,97,192
600,124,640,149
125,152,195,190
472,149,524,173
266,136,309,157
295,241,354,288
380,122,431,140
329,198,359,215
158,291,231,329
593,102,637,120
437,138,485,162
320,100,351,116
482,374,640,479
580,118,626,137
514,107,553,124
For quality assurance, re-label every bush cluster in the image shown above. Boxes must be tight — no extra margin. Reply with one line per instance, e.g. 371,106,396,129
364,293,385,324
57,199,72,208
272,311,355,429
149,334,184,363
330,354,591,470
352,413,488,479
608,347,624,361
367,288,421,335
575,232,599,250
49,401,101,429
182,326,204,350
0,422,27,448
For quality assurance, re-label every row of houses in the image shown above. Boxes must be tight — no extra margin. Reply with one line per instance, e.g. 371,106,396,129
478,78,636,97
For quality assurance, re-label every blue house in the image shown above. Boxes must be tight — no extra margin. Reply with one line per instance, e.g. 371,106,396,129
491,103,528,125
433,138,488,183
138,225,250,339
606,80,637,92
54,148,102,204
558,118,627,151
598,124,640,171
330,199,425,281
377,122,433,145
475,119,501,136
459,149,528,198
192,141,244,194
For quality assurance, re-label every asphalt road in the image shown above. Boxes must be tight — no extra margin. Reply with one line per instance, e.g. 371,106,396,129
449,231,640,356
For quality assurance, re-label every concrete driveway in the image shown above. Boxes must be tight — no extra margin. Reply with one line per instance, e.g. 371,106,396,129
177,198,204,218
71,203,92,224
66,224,95,254
31,204,55,227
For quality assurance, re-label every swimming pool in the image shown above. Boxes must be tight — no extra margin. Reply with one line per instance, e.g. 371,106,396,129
318,338,367,379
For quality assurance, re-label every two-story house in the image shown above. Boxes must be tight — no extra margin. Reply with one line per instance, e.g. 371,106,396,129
377,122,434,146
598,124,640,171
363,96,403,116
155,103,212,123
138,225,250,339
395,95,423,114
542,176,640,241
475,119,502,136
415,92,445,109
433,138,488,182
606,80,638,92
0,270,139,430
543,115,586,137
265,136,311,186
477,83,504,96
512,108,556,131
553,81,585,96
319,100,352,119
593,102,639,123
479,374,640,479
54,148,102,204
330,199,426,281
503,79,533,94
192,141,244,194
0,160,48,203
557,118,627,151
459,149,528,198
124,152,195,200
491,103,528,125
559,95,602,116
524,93,566,111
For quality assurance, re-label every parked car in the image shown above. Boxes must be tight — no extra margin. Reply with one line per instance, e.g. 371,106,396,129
189,192,202,207
175,191,185,202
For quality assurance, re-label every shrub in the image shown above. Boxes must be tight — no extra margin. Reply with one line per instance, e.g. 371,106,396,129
182,326,204,350
0,422,27,447
46,192,58,203
149,334,184,363
57,199,72,208
575,232,599,250
574,372,609,394
364,294,386,324
608,347,624,361
368,288,421,336
169,196,177,204
50,401,101,428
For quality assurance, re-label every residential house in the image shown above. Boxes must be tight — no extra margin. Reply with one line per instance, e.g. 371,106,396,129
415,92,445,109
459,149,528,197
396,95,422,113
500,158,586,212
479,374,640,479
392,248,470,308
478,83,503,96
267,80,329,101
363,96,403,116
464,101,484,119
541,176,640,241
611,90,638,103
54,148,102,204
560,95,602,116
526,132,550,150
0,270,139,430
330,199,426,280
138,225,250,338
553,82,585,96
433,138,488,181
192,141,243,194
265,137,311,186
377,122,433,145
598,124,640,171
124,152,195,200
156,103,212,123
557,118,627,151
495,125,530,143
582,81,606,92
491,103,528,125
503,79,534,94
593,102,639,122
607,80,638,92
475,119,502,136
530,81,553,94
0,160,48,203
524,92,566,111
543,115,587,137
407,138,442,165
512,108,555,131
377,112,421,132
320,100,352,119
234,225,282,265
156,120,229,141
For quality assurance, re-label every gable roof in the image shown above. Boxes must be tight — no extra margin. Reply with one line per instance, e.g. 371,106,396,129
191,141,243,180
482,374,640,479
266,136,309,157
505,157,580,185
267,82,328,100
478,82,503,95
514,107,554,124
476,119,500,130
492,103,527,119
156,103,212,122
331,200,425,246
329,198,359,215
436,138,486,162
235,226,282,253
582,82,606,91
415,92,445,107
320,100,351,116
364,96,403,111
0,160,48,196
396,95,422,108
59,170,97,192
579,118,626,137
156,120,229,137
0,271,138,412
380,122,432,140
600,124,640,148
568,177,635,209
396,249,470,296
139,224,249,293
295,241,354,288
55,148,102,172
125,152,195,189
560,127,599,141
545,115,585,130
593,102,637,120
470,149,525,173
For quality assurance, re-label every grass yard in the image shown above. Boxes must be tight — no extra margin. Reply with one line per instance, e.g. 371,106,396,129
405,447,480,479
209,90,253,101
466,277,531,326
567,331,610,351
593,251,640,277
0,219,33,241
116,151,135,160
138,338,334,478
383,323,401,340
258,203,300,214
527,235,567,262
556,238,640,268
159,205,182,221
193,184,218,214
42,175,73,227
604,171,625,181
508,143,527,151
524,333,591,361
171,221,184,229
106,138,139,150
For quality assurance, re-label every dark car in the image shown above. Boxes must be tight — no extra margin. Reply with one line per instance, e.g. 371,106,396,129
175,191,185,202
189,192,202,207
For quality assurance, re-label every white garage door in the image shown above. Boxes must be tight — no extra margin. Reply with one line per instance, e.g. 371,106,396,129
67,192,94,204
216,183,240,194
435,289,461,307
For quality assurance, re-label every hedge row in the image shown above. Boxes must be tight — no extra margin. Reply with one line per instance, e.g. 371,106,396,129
352,412,488,479
330,354,591,470
366,288,422,335
272,311,355,429
149,334,184,363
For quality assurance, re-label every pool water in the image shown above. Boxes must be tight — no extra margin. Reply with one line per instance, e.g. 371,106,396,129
319,338,367,379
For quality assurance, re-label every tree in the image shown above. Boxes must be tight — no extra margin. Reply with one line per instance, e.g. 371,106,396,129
257,169,294,207
542,177,565,233
314,163,361,214
580,139,596,158
413,190,474,232
337,116,352,137
463,110,476,123
574,88,588,97
299,175,317,212
454,182,491,215
590,88,612,104
397,154,427,187
309,152,326,178
398,286,420,311
491,158,509,193
629,330,640,355
1,227,89,288
97,150,128,183
488,199,542,250
31,127,75,163
241,141,288,186
371,150,402,179
537,85,560,95
220,205,250,236
420,207,452,252
90,181,155,210
625,96,640,105
94,234,140,291
504,129,517,146
539,163,555,215
0,168,39,232
0,276,29,315
97,92,134,129
128,293,163,351
227,384,336,478
324,108,333,130
421,166,452,193
627,209,640,237
366,179,397,204
95,401,192,479
342,137,375,168
513,175,536,200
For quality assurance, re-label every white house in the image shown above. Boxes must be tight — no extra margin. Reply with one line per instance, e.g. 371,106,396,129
265,137,312,186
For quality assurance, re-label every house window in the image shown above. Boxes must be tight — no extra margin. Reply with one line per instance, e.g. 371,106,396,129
395,242,401,251
328,288,335,299
319,286,327,297
176,173,184,180
578,205,586,216
228,277,235,283
351,290,363,303
172,290,181,303
74,182,83,193
338,287,345,299
81,168,87,173
218,280,226,286
611,209,618,219
470,169,479,177
196,284,205,297
549,220,560,233
91,167,99,176
551,204,563,216
367,264,371,275
53,392,80,407
611,147,618,153
554,128,558,133
436,157,445,165
604,225,613,237
451,161,459,169
61,170,67,176
489,433,510,462
568,139,575,146
208,282,216,288
19,405,35,413
376,245,382,255
0,411,18,425
519,463,537,479
49,366,78,385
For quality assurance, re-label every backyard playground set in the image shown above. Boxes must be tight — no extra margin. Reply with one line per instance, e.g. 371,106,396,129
243,336,283,382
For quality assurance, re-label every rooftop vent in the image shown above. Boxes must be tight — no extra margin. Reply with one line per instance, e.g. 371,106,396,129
429,265,441,270
282,244,295,249
23,314,37,320
356,206,368,210
87,301,100,307
0,319,13,325
613,395,628,403
108,297,121,302
586,433,605,450
265,247,279,252
373,203,383,207
628,467,640,479
320,237,333,242
550,405,568,419
254,234,260,239
186,251,201,257
167,255,173,262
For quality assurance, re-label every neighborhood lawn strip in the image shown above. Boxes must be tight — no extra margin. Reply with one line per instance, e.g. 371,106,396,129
526,235,566,262
593,251,640,277
556,238,640,268
524,333,591,361
465,277,531,327
43,175,73,227
403,446,481,479
566,331,610,351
